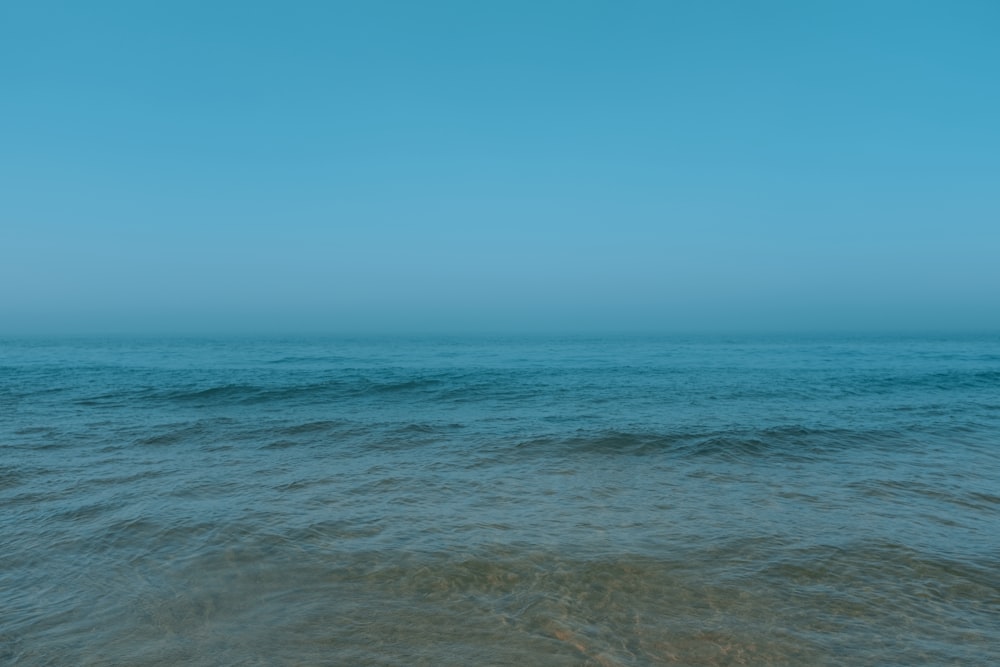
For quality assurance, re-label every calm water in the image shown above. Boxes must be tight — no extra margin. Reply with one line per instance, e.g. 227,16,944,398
2,335,999,666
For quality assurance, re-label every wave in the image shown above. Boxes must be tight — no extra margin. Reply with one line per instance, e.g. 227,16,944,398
133,423,208,447
266,355,350,365
853,368,1000,394
847,478,1000,515
512,425,906,461
280,419,347,435
151,376,453,407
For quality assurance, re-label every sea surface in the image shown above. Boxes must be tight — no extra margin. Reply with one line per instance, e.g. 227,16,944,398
2,334,999,666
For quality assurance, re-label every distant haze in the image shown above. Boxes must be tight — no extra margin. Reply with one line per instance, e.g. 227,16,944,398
2,1,998,335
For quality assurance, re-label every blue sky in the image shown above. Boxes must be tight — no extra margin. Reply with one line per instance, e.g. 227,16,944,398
2,1,998,334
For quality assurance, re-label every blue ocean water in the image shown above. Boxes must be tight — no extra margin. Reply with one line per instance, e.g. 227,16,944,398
2,334,998,666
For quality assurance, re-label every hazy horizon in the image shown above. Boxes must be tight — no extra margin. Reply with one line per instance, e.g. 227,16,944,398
3,1,998,336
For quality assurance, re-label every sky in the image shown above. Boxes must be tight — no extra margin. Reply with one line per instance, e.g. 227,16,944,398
2,0,998,335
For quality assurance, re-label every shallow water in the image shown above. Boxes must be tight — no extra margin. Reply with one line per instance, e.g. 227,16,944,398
2,335,999,665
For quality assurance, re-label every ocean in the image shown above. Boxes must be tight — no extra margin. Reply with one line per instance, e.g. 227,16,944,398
2,334,998,666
